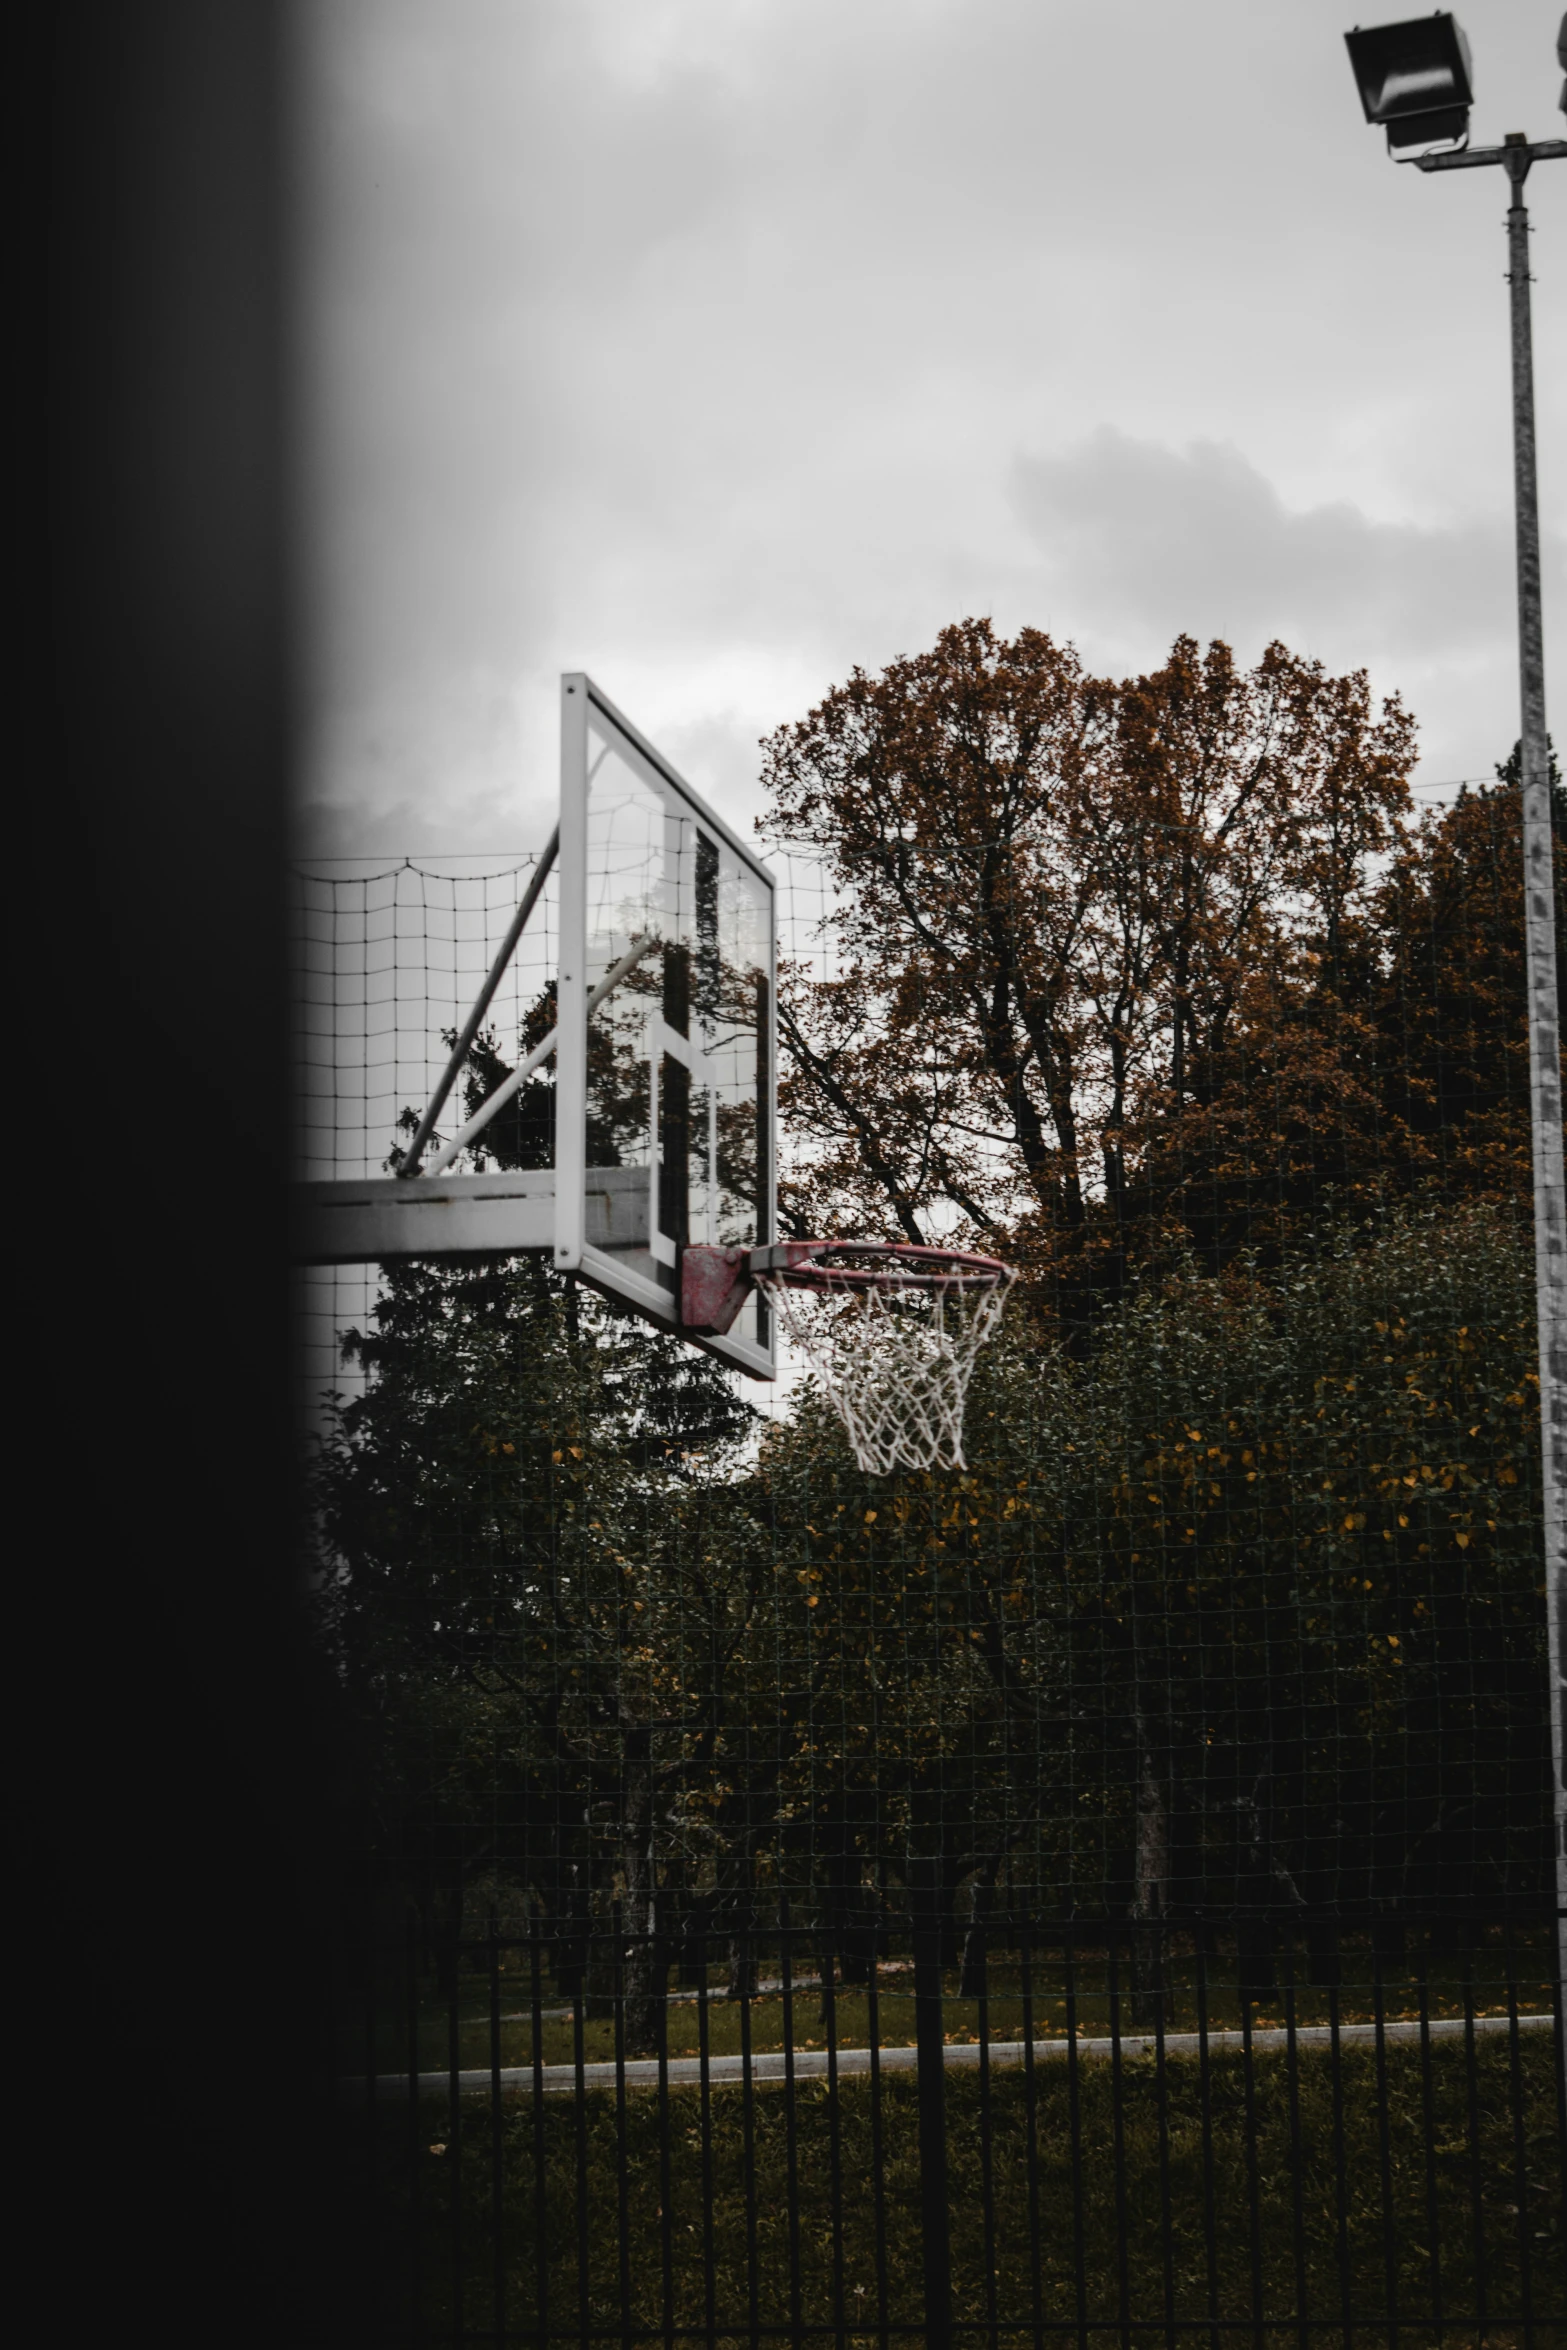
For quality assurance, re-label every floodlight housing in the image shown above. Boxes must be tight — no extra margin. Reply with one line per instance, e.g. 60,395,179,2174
1345,13,1474,156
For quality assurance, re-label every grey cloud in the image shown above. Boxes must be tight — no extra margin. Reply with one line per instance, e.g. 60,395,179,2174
298,1,1567,845
1010,428,1524,670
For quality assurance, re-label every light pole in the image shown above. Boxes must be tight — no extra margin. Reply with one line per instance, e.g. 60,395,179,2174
1345,14,1567,1981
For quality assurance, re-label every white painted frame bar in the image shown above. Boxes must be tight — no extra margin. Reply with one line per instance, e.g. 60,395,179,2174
553,672,777,1378
554,673,591,1275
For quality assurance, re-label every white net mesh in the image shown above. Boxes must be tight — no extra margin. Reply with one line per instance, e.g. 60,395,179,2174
754,1263,1015,1476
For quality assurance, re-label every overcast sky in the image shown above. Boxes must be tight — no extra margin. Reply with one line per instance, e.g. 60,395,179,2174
294,0,1566,859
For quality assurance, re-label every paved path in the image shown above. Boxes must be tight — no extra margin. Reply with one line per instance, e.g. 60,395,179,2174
353,2009,1555,2099
499,1966,913,2026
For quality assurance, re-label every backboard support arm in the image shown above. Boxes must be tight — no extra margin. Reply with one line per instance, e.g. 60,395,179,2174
420,935,656,1179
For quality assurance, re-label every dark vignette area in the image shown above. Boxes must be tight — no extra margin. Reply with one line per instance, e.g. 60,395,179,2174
17,6,351,2339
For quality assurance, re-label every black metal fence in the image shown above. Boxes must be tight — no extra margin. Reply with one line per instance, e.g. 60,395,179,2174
307,768,1567,2344
340,1907,1566,2348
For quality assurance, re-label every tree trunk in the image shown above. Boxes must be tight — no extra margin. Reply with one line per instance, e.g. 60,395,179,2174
1236,1770,1305,2003
822,1842,876,1985
723,1857,758,2000
1235,1790,1276,2005
546,1860,592,1996
727,1934,757,2000
678,1895,713,1991
1130,1723,1173,2025
959,1861,1000,2000
939,1851,966,1970
701,1841,760,1999
618,1741,665,2051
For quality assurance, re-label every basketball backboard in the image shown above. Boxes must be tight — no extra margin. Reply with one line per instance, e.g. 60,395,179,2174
555,675,775,1376
291,674,777,1378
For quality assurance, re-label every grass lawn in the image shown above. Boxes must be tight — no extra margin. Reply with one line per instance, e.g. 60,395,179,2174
347,2026,1566,2347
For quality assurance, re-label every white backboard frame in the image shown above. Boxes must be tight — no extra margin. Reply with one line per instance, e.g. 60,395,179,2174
554,672,777,1379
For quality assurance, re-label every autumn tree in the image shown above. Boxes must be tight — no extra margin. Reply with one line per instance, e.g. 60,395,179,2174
757,632,1550,2009
754,1203,1545,2018
761,619,1416,1309
1370,744,1565,1209
1024,1204,1548,2013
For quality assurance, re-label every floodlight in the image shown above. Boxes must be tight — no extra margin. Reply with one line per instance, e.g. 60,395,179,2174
1345,13,1473,155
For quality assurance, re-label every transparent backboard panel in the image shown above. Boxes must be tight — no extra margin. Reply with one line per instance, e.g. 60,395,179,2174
565,679,775,1373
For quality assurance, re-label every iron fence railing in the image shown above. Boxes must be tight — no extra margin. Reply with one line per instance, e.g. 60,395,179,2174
336,1908,1567,2348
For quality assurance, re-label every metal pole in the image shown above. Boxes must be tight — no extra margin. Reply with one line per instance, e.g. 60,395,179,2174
911,1854,953,2350
1502,138,1567,1986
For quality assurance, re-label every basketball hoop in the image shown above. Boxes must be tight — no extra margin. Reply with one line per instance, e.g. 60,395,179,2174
747,1242,1017,1476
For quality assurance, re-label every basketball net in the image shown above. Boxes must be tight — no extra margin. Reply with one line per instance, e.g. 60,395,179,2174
754,1261,1016,1477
